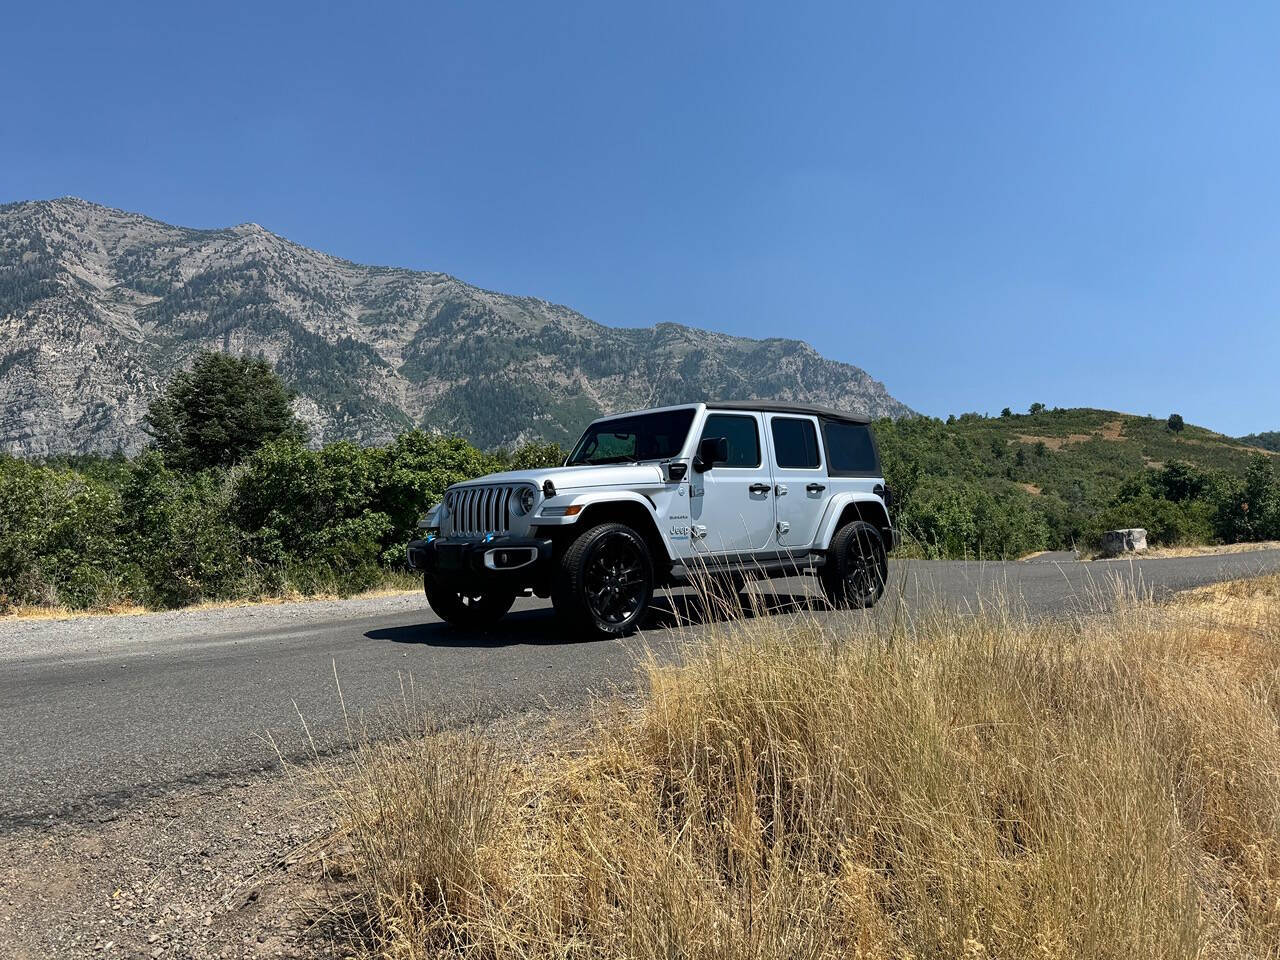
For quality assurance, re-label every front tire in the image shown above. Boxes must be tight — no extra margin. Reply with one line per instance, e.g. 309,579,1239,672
820,520,887,609
553,522,654,637
424,576,516,630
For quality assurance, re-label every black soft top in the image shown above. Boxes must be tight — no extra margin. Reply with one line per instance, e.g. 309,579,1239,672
707,400,872,426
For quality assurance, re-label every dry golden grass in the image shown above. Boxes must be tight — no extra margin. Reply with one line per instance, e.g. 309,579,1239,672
1,601,152,620
319,577,1280,959
1097,542,1280,561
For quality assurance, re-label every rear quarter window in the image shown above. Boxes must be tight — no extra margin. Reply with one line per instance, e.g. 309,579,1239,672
822,420,881,476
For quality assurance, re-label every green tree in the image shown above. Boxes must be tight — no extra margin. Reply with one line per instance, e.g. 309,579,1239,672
495,440,566,471
1243,454,1279,539
1000,407,1012,418
1151,461,1209,503
144,352,306,471
1029,402,1046,415
1167,413,1185,433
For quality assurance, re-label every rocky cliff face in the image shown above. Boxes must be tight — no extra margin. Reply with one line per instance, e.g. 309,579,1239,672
0,198,913,455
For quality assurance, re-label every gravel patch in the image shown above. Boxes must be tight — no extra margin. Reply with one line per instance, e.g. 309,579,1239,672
0,592,423,665
0,770,335,960
1,709,583,959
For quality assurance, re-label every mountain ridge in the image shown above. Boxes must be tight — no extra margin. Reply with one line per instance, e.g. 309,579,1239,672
0,197,913,455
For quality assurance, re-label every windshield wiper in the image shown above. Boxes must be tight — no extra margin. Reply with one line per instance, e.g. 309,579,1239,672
579,455,637,465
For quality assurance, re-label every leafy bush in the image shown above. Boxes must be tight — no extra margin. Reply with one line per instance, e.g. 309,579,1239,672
0,407,1275,612
0,431,568,611
1213,455,1280,543
119,453,250,607
0,456,126,610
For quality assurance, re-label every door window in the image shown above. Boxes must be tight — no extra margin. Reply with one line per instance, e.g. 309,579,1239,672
700,414,761,468
770,417,821,469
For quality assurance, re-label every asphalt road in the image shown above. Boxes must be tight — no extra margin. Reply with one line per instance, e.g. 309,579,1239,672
3,550,1280,830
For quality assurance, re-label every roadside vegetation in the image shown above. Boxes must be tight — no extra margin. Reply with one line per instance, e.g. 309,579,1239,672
2,358,1278,613
0,354,562,613
878,406,1280,559
316,573,1280,959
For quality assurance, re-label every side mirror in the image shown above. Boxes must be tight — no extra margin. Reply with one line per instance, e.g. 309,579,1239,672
695,436,729,473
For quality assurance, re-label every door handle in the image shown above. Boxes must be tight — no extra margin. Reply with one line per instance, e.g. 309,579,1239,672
748,482,771,495
806,483,826,493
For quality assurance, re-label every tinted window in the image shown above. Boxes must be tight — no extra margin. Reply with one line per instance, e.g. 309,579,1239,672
823,421,879,475
567,408,696,465
701,414,761,467
770,417,821,469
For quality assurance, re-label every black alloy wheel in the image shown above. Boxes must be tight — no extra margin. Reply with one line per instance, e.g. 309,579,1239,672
820,520,887,609
554,522,655,637
584,534,647,625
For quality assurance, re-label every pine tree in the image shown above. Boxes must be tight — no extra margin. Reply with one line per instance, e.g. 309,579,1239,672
144,352,306,471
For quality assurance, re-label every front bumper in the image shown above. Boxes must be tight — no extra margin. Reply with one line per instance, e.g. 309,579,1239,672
406,536,553,585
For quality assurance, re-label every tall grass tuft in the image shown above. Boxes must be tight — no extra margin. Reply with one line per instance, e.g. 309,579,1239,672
320,574,1280,958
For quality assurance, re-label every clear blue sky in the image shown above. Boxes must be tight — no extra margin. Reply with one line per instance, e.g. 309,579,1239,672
6,1,1279,434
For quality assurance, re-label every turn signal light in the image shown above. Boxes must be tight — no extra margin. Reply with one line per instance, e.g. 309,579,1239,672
540,504,584,517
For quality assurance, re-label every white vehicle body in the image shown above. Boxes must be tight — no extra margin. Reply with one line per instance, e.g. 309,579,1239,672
407,402,894,633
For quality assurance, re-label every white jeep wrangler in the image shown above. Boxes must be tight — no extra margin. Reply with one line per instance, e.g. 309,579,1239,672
406,402,895,636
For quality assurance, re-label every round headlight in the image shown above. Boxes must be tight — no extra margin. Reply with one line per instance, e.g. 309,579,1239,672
513,486,536,516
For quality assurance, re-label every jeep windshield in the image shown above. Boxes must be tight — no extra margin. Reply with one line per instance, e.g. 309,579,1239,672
566,408,697,466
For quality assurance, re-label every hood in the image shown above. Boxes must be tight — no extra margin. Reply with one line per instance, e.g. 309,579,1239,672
450,462,666,491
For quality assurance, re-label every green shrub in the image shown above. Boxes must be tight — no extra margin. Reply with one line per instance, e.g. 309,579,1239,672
0,457,124,609
1212,455,1280,543
232,440,390,589
120,454,249,607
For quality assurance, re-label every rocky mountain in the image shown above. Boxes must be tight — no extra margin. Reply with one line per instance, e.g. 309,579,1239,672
0,198,913,455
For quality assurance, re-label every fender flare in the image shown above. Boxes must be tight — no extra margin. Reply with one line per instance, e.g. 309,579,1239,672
540,491,676,560
815,493,892,550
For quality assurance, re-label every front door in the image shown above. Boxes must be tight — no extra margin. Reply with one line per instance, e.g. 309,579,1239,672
765,413,827,550
688,411,775,557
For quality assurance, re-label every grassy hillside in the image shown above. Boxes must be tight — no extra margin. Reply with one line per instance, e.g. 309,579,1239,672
877,407,1279,557
1240,431,1280,453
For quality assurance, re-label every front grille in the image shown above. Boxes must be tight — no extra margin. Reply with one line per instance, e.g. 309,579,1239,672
446,485,516,538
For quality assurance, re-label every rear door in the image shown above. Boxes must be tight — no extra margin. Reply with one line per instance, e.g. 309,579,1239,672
688,411,774,555
765,413,827,550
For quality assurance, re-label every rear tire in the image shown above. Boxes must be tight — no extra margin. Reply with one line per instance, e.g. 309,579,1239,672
553,522,654,637
424,575,516,630
820,520,887,609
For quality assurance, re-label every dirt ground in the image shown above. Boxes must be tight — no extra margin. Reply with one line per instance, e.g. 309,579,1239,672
0,708,586,959
0,771,337,960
